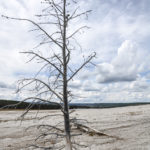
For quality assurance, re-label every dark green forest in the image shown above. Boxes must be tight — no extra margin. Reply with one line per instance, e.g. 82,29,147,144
0,99,150,110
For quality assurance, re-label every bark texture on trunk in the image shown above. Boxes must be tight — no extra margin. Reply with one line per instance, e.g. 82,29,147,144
62,0,72,149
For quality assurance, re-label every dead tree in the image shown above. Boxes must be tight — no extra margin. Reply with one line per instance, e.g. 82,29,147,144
2,0,96,149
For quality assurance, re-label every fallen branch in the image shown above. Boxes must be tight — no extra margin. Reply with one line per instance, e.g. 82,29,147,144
73,122,123,140
73,122,106,136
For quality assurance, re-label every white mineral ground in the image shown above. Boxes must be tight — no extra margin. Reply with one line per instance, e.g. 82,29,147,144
0,104,150,150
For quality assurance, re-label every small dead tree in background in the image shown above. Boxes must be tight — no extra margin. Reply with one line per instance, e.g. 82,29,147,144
2,0,96,149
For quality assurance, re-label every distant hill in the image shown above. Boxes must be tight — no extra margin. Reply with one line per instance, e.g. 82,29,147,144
0,99,150,110
0,99,60,109
69,102,150,109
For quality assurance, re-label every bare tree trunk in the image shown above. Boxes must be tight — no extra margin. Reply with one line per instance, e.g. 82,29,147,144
62,0,72,149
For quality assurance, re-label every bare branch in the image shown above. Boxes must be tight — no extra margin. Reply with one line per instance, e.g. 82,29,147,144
37,124,64,132
67,26,90,39
21,51,64,75
51,0,63,14
1,15,62,48
68,52,96,82
69,10,92,20
23,78,63,101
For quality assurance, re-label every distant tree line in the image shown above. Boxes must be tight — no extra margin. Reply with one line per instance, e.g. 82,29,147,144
1,100,150,110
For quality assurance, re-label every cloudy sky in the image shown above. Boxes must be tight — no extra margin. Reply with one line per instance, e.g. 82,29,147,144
0,0,150,103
